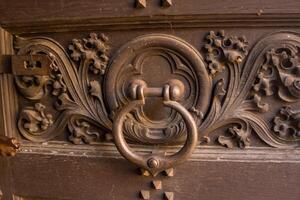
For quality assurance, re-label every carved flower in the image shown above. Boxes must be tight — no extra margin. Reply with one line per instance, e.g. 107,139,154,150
68,120,100,144
273,107,300,139
69,33,110,75
218,124,251,149
204,30,248,76
21,103,54,134
251,47,300,112
69,39,84,62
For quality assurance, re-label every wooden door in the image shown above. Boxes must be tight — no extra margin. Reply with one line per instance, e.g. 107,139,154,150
0,1,299,200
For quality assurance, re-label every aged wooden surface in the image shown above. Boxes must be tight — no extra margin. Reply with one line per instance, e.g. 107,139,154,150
8,154,300,200
0,0,300,200
1,0,300,24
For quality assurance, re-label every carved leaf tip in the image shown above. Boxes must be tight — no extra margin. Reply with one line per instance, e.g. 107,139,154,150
218,124,251,149
19,103,54,134
273,106,300,140
68,119,100,144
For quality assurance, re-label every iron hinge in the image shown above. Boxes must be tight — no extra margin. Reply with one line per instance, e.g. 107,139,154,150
0,55,51,75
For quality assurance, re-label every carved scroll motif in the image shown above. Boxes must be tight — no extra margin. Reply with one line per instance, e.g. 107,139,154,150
14,31,300,148
200,31,300,148
15,33,111,143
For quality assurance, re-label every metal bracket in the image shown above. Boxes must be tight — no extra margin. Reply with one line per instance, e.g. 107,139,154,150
0,55,51,75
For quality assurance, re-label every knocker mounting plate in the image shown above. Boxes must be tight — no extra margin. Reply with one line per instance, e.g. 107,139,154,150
105,34,212,144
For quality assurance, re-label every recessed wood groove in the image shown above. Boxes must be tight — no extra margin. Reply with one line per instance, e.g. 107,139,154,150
19,142,300,163
3,14,300,34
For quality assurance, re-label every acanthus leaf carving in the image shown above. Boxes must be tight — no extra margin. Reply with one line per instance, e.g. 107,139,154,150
18,103,53,134
201,31,300,148
15,33,112,143
68,118,101,144
13,31,300,149
217,122,251,149
250,47,300,112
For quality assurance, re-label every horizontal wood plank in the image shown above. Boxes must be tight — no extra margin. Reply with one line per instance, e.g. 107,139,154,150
1,0,300,26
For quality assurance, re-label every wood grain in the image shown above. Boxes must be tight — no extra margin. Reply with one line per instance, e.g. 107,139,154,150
1,0,300,25
10,154,300,200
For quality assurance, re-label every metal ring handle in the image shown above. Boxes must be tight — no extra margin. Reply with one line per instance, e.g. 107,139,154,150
112,99,198,176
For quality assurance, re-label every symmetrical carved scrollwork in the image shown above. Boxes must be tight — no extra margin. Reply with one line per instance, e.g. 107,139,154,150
13,31,300,149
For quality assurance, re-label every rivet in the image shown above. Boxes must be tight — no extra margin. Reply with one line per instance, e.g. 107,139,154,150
147,158,159,168
163,168,174,177
151,180,162,190
163,192,174,200
162,0,173,7
136,0,147,8
140,190,150,199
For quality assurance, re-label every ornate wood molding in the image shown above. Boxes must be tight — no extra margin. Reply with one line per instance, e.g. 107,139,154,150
11,31,300,150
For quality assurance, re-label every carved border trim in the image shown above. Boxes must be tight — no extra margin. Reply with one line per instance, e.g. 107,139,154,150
0,28,18,138
19,142,300,163
4,14,300,34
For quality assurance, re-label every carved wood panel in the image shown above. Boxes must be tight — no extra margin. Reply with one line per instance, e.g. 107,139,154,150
1,2,300,199
12,31,300,149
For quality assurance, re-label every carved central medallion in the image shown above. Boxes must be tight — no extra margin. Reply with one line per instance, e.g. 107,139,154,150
105,34,212,144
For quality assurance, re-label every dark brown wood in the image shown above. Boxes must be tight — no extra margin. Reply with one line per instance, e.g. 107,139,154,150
1,0,300,24
0,1,300,200
8,154,300,200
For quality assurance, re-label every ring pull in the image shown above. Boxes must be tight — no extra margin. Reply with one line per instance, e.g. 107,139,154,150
112,79,198,176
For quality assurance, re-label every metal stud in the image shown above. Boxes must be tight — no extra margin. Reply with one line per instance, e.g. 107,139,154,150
163,168,174,177
151,180,162,190
136,0,147,8
163,192,174,200
138,168,151,177
140,190,150,199
161,0,172,7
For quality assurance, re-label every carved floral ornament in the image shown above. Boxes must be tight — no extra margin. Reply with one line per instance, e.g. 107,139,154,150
13,31,299,150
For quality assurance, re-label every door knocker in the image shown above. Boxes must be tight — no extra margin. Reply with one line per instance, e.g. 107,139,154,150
113,79,197,176
105,34,212,175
